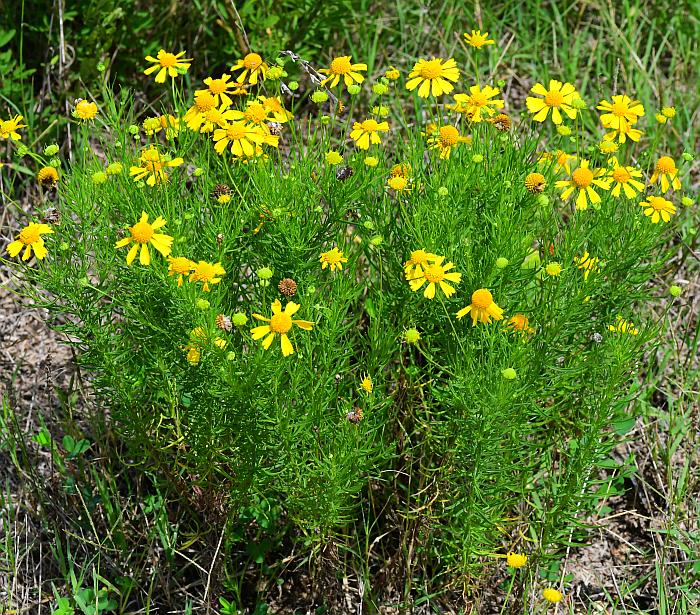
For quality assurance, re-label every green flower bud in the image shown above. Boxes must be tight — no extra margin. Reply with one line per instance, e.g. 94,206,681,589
372,83,389,95
472,154,484,163
438,186,449,197
44,144,60,156
306,285,316,295
311,91,329,103
257,267,273,280
128,124,140,135
370,235,383,246
196,299,210,311
320,115,331,125
232,312,248,327
96,62,106,73
106,162,123,175
537,194,549,206
91,171,108,185
501,368,517,380
682,152,694,162
266,66,285,80
226,351,236,361
681,196,694,207
49,157,61,168
496,257,509,269
288,81,299,91
669,285,682,297
59,241,69,251
347,84,361,96
16,145,30,157
193,167,204,177
363,220,375,230
404,328,421,344
571,97,587,110
557,125,572,136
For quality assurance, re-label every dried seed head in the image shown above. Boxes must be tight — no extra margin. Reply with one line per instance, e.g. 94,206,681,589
215,314,232,332
42,207,61,225
347,407,364,424
211,183,231,199
336,166,354,181
278,277,298,297
489,113,512,131
216,233,224,246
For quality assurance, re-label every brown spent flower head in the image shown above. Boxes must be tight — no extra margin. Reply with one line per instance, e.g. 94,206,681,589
347,406,364,424
278,277,298,297
211,183,231,199
215,314,232,332
488,113,512,131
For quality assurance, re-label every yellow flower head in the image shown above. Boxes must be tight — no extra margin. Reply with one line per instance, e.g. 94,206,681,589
463,29,496,48
230,52,269,85
325,150,343,165
574,252,600,280
258,95,293,123
602,121,643,144
229,100,271,126
597,95,645,132
144,50,192,83
508,314,534,335
542,588,563,604
320,55,367,88
406,57,460,98
251,299,314,357
609,316,639,335
506,552,527,568
608,158,644,199
385,66,400,81
640,195,676,224
407,254,461,299
388,175,409,192
320,247,348,271
6,222,53,261
526,80,579,125
487,113,512,131
129,146,184,186
349,118,390,150
189,261,226,291
525,172,546,193
428,125,470,159
213,122,275,157
37,166,59,187
0,115,27,140
448,84,504,122
115,212,173,266
404,248,438,280
360,375,373,393
183,326,227,365
545,262,562,277
196,74,237,107
184,91,227,132
142,116,163,136
167,256,195,287
74,99,98,120
555,159,611,210
649,156,681,192
456,288,504,325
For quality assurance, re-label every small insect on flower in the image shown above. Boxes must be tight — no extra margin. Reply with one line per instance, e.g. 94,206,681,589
456,288,504,325
407,255,461,299
609,316,639,335
320,55,367,88
251,299,314,357
640,195,676,224
230,52,269,85
37,166,59,187
526,80,579,125
525,173,547,193
0,114,27,140
116,212,173,266
649,156,681,192
167,256,195,287
463,29,496,48
6,222,53,261
144,50,192,83
406,57,460,98
349,119,390,150
215,314,233,332
189,261,226,291
74,99,98,120
320,247,348,271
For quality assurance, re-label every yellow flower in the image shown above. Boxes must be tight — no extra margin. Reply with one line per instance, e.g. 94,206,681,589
257,95,293,123
640,195,676,224
407,255,461,299
574,252,599,280
74,99,98,120
325,150,343,165
320,55,367,88
428,125,470,159
602,122,642,144
364,156,379,167
385,66,400,80
463,29,496,48
608,158,644,199
160,114,180,138
609,316,639,335
598,140,618,155
142,116,163,135
213,122,274,157
229,100,271,127
115,212,173,266
405,57,460,98
320,247,348,271
456,288,504,325
649,156,681,192
525,172,546,193
545,262,562,277
183,327,227,365
0,115,27,140
597,95,645,132
230,52,268,85
526,80,578,125
542,588,563,604
360,376,373,393
555,159,611,210
6,222,53,261
662,106,676,118
404,327,421,344
404,249,438,281
167,256,195,287
349,118,389,149
196,74,237,107
144,50,192,83
388,175,409,192
37,166,59,187
184,91,228,132
506,552,528,568
129,146,184,186
189,261,226,292
508,314,534,335
447,85,504,122
251,299,314,357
